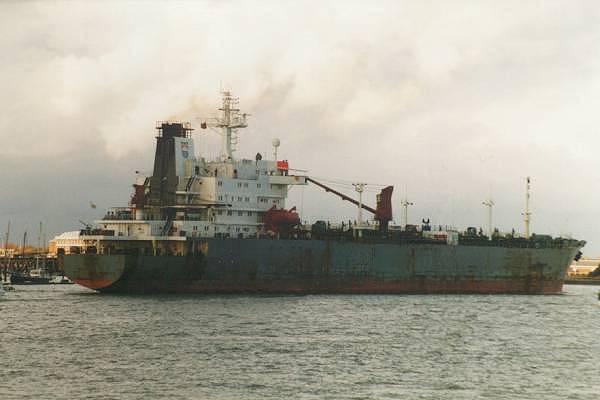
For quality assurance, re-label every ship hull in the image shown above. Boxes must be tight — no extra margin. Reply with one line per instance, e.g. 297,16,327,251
62,239,578,294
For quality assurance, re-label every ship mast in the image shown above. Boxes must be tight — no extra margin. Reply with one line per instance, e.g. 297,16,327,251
352,183,366,226
216,91,248,161
482,199,494,241
38,221,42,253
21,231,27,257
4,221,9,256
523,176,531,239
2,221,9,282
401,186,413,229
4,221,10,279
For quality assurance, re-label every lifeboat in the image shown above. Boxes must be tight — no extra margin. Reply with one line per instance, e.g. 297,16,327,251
263,205,300,234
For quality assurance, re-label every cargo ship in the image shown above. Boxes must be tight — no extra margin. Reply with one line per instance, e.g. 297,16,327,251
61,92,585,294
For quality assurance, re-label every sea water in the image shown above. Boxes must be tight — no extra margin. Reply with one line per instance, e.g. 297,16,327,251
1,284,599,399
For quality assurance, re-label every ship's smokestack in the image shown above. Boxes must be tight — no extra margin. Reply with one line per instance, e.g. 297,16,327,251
148,122,193,209
159,122,189,139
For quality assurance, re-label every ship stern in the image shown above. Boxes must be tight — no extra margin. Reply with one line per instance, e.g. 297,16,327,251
61,254,128,291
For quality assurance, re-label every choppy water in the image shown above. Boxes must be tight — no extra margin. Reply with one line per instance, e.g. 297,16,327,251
1,284,600,399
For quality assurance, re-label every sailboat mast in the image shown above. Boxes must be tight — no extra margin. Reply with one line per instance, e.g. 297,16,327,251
4,221,10,255
22,231,27,257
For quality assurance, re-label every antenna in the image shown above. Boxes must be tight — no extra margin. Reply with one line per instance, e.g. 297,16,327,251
522,176,531,239
352,183,366,226
482,199,494,241
300,184,305,222
272,138,280,160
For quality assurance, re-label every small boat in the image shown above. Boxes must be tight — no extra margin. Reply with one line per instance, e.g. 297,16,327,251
49,275,73,284
10,269,52,285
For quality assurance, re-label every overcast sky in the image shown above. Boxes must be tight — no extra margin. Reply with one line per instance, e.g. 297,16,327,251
1,1,599,253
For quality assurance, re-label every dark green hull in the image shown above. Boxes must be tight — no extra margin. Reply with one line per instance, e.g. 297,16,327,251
62,238,580,294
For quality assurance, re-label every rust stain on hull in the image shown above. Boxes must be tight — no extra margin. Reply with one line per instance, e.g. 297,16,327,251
74,278,118,290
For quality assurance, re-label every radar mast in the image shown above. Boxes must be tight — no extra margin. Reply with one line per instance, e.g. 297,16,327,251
216,91,248,161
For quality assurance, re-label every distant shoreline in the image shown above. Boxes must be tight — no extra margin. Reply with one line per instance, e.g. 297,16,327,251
564,278,600,286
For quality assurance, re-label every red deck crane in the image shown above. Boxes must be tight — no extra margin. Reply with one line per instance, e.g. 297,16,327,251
306,177,394,232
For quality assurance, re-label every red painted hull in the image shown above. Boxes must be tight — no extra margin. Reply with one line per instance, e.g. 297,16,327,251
74,278,118,290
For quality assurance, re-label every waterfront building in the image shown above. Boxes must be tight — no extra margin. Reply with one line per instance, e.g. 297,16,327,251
0,248,15,258
48,231,85,256
567,257,600,276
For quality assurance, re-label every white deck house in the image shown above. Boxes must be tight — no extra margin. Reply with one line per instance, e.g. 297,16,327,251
98,92,307,240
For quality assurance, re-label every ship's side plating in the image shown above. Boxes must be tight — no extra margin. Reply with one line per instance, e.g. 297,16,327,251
63,238,577,294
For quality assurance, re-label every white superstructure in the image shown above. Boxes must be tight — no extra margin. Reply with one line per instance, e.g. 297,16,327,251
97,92,307,241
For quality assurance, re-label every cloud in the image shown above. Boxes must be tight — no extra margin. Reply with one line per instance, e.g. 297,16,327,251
1,1,599,253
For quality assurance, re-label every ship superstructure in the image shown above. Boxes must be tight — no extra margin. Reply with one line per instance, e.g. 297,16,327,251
99,92,306,249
